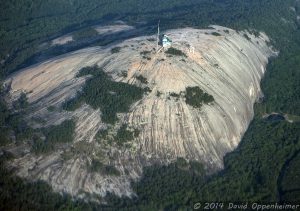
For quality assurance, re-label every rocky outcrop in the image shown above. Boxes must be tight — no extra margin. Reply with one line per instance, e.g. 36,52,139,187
3,25,276,200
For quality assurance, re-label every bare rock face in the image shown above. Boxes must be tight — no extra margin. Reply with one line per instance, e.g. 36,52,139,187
3,25,275,200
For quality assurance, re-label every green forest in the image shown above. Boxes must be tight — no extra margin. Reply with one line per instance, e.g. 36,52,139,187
63,65,145,124
0,0,300,210
185,86,214,108
32,120,75,153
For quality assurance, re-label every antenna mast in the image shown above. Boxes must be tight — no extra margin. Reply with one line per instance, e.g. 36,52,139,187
157,20,160,51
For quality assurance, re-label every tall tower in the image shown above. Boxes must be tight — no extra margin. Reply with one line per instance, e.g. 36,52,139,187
157,20,160,51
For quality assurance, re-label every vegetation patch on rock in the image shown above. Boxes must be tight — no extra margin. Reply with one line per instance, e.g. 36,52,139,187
185,86,214,108
111,47,122,54
63,65,145,124
165,47,187,57
32,119,75,153
90,159,120,176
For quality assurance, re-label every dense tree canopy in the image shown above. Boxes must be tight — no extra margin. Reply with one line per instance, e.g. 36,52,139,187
63,65,145,123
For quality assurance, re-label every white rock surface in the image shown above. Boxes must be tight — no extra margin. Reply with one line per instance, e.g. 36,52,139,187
94,23,134,35
51,35,73,46
3,25,276,200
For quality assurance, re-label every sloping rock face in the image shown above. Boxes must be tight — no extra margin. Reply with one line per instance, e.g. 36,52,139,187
3,25,275,200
